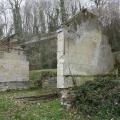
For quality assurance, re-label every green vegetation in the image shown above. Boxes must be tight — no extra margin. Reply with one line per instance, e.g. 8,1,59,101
0,88,87,120
74,76,120,120
1,74,120,120
29,69,57,88
30,69,57,81
1,77,120,120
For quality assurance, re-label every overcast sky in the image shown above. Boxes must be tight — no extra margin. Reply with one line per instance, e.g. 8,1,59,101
0,0,90,8
0,0,91,35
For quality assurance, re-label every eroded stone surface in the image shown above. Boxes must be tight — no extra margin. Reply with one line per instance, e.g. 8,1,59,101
60,88,76,109
0,49,29,90
57,11,115,107
57,13,114,89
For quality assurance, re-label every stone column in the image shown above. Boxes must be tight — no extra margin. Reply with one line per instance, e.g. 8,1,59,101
60,88,76,109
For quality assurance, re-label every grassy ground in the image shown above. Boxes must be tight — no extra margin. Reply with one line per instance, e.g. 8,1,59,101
2,70,118,120
0,88,88,120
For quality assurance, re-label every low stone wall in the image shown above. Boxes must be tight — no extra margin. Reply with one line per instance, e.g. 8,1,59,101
42,77,57,87
0,81,30,91
0,50,29,82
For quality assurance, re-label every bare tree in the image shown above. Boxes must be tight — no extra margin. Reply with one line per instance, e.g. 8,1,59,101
91,0,120,51
71,1,78,15
0,3,7,36
38,1,46,33
23,0,33,35
33,3,38,34
8,0,23,37
60,0,67,23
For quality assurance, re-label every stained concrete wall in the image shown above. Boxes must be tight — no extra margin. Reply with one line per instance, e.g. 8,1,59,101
0,81,30,91
57,18,114,89
0,49,29,84
57,31,65,88
43,77,57,88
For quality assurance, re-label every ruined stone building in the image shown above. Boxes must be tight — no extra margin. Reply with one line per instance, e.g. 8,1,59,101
0,34,29,91
57,10,119,107
22,32,57,70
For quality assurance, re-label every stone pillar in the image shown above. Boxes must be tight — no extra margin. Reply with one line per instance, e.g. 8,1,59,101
60,88,76,109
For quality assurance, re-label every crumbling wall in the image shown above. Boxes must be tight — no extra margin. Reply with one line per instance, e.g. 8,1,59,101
57,18,114,89
0,49,29,83
64,21,114,76
57,12,116,107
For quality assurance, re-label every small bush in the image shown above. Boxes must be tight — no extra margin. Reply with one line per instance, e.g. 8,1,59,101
29,69,57,88
74,76,120,119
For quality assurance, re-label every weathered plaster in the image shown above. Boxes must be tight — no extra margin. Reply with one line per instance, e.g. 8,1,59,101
57,15,114,89
0,49,29,89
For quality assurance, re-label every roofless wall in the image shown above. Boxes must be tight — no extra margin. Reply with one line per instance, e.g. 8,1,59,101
57,10,115,108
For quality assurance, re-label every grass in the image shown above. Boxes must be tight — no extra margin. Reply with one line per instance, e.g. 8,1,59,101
0,88,88,120
1,87,118,120
2,71,119,119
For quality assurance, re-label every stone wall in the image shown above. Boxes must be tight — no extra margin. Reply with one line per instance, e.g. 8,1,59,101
0,49,29,90
42,77,57,88
57,11,115,107
64,22,114,76
57,15,114,89
0,81,30,91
